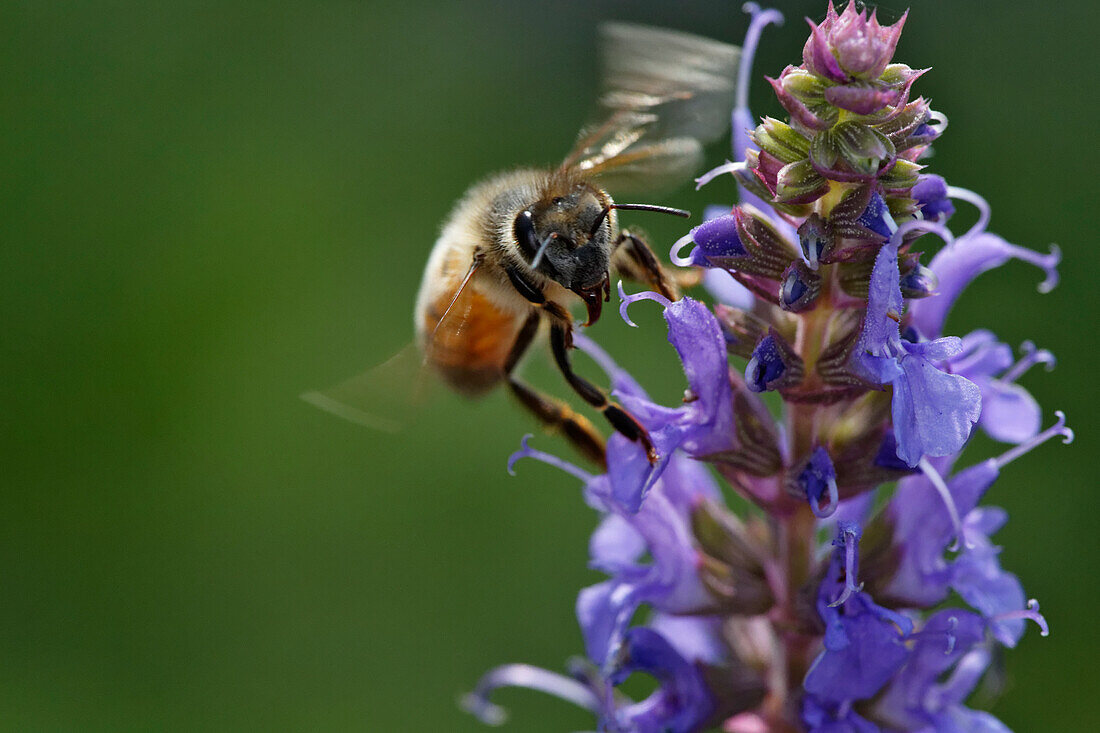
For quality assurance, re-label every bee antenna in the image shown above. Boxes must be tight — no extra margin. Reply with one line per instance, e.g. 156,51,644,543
589,206,611,237
530,233,556,270
610,203,691,218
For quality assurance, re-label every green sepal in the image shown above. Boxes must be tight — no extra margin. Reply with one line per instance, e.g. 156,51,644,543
753,117,811,163
832,121,895,176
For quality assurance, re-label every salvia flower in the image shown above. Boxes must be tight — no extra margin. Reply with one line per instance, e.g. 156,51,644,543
464,5,1070,732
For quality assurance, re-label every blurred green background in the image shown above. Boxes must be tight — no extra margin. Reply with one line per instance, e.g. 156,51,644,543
2,1,1096,730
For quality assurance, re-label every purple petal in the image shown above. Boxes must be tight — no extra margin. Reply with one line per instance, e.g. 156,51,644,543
891,345,982,466
885,460,1000,605
690,215,747,266
609,627,716,733
873,610,987,729
647,613,726,665
589,513,646,571
977,380,1042,444
703,268,755,309
910,231,1061,339
577,580,636,666
804,596,910,703
952,508,1028,647
913,173,955,221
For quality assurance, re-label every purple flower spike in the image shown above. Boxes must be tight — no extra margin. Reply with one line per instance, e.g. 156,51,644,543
465,9,1068,731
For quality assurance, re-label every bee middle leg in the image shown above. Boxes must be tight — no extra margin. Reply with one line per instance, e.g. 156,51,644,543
504,311,607,468
611,230,702,300
549,322,657,464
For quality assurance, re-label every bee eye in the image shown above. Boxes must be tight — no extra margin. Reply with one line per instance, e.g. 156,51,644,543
514,210,541,260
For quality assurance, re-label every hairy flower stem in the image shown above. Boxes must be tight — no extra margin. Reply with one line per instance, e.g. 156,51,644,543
778,502,816,694
776,187,845,720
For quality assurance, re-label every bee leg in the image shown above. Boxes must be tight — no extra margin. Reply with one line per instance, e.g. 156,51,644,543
505,265,570,320
611,231,702,300
549,322,658,464
504,311,607,468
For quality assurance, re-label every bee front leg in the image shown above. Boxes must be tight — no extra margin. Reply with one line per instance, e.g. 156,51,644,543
549,322,658,464
504,265,657,464
611,231,701,300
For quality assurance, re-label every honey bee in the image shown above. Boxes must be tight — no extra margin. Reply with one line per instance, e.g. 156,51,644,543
311,23,740,466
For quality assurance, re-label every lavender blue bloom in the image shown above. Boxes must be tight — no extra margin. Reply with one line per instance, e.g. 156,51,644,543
462,625,716,733
912,174,955,221
613,289,735,509
908,193,1061,340
855,223,982,466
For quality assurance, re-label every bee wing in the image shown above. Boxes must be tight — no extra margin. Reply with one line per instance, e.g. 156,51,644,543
302,257,488,431
301,344,436,433
563,23,740,196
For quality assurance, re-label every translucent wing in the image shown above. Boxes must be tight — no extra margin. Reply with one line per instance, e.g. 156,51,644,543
563,23,741,196
300,344,433,432
302,256,493,430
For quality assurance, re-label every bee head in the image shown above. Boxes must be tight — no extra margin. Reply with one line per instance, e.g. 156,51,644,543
513,184,612,292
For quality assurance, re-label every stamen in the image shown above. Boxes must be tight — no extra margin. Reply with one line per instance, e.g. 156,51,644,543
459,663,602,726
1008,242,1061,294
669,232,697,267
999,340,1056,384
992,598,1050,637
572,332,618,380
507,434,594,483
617,281,671,328
889,218,954,251
918,457,964,552
737,4,785,113
828,522,865,607
945,615,959,655
694,160,746,190
808,476,839,519
993,411,1074,469
945,186,991,239
925,110,949,138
